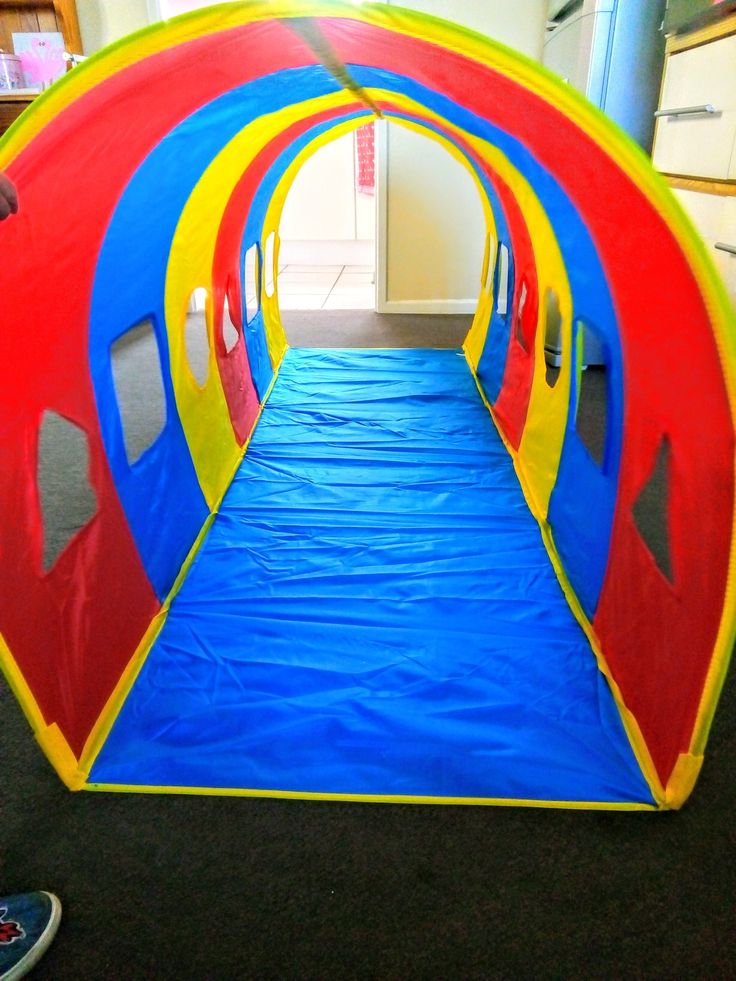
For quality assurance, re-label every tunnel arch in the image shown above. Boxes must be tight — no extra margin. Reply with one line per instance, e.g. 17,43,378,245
0,1,733,808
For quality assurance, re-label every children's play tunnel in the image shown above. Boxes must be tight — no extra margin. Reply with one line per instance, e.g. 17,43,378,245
1,1,735,809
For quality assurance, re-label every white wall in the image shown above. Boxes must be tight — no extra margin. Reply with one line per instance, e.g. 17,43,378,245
379,0,548,313
77,0,151,54
393,0,547,61
280,132,361,242
279,126,377,267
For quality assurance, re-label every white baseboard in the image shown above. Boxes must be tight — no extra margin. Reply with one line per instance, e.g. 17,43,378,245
375,298,477,315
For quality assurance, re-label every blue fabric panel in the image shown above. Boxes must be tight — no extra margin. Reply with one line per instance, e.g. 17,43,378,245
240,269,271,400
548,326,623,615
480,240,515,401
89,67,341,599
91,349,652,805
348,66,624,618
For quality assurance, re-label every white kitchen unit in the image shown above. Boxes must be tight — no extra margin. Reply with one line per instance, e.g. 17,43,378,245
544,0,667,152
543,0,667,365
653,12,736,312
672,190,736,309
653,33,736,180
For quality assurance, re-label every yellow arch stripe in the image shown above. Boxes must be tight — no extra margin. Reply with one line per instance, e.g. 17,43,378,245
166,89,357,505
83,780,659,810
259,99,500,370
355,88,572,516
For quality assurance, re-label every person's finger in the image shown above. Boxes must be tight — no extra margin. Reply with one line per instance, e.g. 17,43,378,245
0,196,11,221
0,174,18,216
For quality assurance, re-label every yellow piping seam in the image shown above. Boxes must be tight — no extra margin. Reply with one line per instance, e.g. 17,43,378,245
466,361,667,809
164,89,357,506
0,635,86,788
82,782,657,810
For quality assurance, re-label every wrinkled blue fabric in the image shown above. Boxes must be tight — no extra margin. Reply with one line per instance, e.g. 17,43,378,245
91,349,653,805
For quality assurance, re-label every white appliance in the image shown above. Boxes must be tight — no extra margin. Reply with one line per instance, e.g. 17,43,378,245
543,0,667,366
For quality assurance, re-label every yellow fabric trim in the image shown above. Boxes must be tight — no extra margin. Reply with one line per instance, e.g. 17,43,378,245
665,753,705,810
0,636,86,787
82,781,657,810
77,610,169,775
36,724,86,791
466,360,667,809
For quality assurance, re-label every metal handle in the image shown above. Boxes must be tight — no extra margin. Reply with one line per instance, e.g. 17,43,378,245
715,242,736,256
654,104,716,118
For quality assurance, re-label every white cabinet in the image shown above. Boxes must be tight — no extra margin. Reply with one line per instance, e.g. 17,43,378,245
673,189,736,308
653,34,736,180
654,15,736,313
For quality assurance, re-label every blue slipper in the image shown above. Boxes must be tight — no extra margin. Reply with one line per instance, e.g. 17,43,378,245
0,893,61,980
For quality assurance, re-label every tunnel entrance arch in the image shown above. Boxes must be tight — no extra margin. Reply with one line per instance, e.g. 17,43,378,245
0,2,733,809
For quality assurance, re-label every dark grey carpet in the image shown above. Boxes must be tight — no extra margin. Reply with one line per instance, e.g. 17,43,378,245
282,309,472,349
2,314,733,980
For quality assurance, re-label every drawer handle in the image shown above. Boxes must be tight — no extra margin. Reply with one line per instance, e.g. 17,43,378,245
654,104,717,118
715,242,736,256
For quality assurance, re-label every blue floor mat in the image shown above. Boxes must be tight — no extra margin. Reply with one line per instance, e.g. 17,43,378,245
90,348,654,805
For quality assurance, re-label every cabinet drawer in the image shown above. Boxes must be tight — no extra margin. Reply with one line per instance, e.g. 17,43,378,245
653,34,736,180
674,189,736,309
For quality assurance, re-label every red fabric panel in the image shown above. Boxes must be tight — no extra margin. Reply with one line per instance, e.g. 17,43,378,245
319,18,734,785
0,21,319,755
486,184,538,449
212,102,361,442
210,270,260,446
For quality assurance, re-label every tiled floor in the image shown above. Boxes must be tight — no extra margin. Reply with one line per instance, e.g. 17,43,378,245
250,264,375,311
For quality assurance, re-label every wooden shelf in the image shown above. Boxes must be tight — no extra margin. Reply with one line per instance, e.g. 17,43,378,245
0,0,80,135
666,11,736,54
0,0,81,57
664,175,736,197
0,92,40,102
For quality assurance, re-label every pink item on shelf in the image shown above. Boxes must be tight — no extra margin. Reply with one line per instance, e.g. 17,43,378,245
355,123,375,196
12,32,66,89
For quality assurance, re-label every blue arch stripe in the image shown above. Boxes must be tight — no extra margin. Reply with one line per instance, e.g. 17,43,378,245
90,67,343,599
